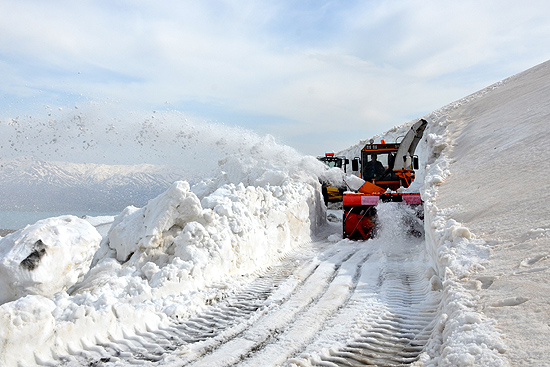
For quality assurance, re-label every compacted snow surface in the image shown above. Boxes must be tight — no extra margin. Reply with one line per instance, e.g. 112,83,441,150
1,60,550,366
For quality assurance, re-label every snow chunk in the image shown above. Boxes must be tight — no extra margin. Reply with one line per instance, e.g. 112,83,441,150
0,215,101,304
107,181,202,262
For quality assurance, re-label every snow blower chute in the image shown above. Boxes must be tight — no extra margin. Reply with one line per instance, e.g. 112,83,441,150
343,119,427,240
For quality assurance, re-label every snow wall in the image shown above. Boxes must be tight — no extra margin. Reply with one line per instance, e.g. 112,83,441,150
0,135,328,366
417,108,509,366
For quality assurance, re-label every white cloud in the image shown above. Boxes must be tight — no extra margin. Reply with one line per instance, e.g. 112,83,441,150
1,0,550,156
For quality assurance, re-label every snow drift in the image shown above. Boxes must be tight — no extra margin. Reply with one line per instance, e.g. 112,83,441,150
0,132,327,366
104,179,319,291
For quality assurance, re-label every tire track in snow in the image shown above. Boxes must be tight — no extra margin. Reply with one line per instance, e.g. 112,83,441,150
182,244,363,367
47,245,335,367
234,246,371,367
289,243,441,367
46,238,441,367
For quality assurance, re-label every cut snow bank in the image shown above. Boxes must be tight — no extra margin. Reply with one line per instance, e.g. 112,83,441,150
419,111,509,366
422,60,550,366
400,61,550,366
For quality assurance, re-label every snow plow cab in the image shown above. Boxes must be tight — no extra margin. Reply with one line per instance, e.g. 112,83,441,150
343,119,427,240
318,152,349,205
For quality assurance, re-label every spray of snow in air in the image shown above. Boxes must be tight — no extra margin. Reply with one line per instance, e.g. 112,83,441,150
0,102,325,184
0,102,333,215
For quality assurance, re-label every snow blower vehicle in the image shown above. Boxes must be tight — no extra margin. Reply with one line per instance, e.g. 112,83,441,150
318,152,349,205
343,119,428,240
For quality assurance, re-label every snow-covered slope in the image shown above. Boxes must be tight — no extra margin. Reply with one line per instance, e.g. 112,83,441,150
421,60,550,366
0,157,186,212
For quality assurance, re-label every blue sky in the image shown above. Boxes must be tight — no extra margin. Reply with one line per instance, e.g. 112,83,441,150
1,0,550,159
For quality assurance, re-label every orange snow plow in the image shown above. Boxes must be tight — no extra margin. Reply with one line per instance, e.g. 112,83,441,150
343,119,427,240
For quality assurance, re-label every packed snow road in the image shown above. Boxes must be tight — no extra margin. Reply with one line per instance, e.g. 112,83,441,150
48,205,441,367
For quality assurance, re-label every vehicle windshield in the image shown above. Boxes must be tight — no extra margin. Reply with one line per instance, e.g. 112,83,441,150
361,152,391,180
320,157,342,168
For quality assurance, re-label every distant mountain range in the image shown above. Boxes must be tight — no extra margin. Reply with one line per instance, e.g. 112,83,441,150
0,157,187,211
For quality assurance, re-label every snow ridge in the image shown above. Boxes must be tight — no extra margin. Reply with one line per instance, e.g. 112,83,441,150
0,154,325,366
